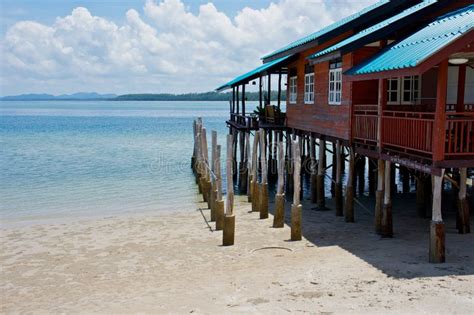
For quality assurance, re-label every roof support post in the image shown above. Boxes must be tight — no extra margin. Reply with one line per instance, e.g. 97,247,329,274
242,84,246,116
277,70,282,110
433,60,448,162
267,73,271,105
236,85,240,115
259,76,263,109
232,87,235,114
456,64,466,112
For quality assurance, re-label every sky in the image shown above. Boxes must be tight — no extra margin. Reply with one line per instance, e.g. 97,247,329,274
0,0,377,96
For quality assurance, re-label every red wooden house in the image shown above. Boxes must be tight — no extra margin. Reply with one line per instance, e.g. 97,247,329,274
217,0,473,263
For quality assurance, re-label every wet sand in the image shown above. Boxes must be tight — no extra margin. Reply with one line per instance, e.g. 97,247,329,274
1,194,473,313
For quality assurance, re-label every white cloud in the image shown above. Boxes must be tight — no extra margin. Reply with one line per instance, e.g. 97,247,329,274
0,0,376,95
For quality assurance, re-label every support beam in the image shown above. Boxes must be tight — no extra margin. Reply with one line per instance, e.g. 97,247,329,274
316,139,328,210
242,84,246,116
429,170,445,263
416,173,427,218
345,147,355,222
291,137,302,241
456,64,466,112
267,73,271,105
259,129,269,219
223,134,235,246
259,76,263,109
236,85,240,115
433,60,448,162
381,161,393,237
457,168,470,234
251,131,260,212
375,159,385,234
277,70,282,110
273,138,285,228
335,140,343,216
310,135,317,203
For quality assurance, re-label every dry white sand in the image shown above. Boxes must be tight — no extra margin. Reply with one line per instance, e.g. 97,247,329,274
1,194,473,314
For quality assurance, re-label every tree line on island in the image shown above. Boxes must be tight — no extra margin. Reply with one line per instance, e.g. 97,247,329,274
1,91,287,101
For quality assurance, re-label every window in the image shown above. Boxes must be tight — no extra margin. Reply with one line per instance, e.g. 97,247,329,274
304,73,314,104
289,76,297,104
328,68,342,105
387,76,421,105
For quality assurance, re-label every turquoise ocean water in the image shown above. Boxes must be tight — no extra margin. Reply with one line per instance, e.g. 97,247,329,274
1,101,260,224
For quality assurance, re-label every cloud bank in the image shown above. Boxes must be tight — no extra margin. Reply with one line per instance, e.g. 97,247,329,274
1,0,376,95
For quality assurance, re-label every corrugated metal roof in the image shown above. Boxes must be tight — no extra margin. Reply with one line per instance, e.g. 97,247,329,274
346,5,474,76
261,0,391,61
216,55,292,91
309,0,438,61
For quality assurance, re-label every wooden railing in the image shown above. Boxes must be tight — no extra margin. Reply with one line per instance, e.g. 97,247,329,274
445,112,474,157
353,104,378,144
230,113,258,129
382,111,435,155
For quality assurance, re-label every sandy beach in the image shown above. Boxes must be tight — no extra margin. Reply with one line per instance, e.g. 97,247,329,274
1,194,473,314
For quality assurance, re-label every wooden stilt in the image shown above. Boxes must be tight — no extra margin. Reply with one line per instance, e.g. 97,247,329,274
238,131,246,189
232,128,238,181
429,170,445,263
259,129,269,219
345,147,355,222
357,156,366,196
375,159,385,234
201,128,211,204
273,139,285,228
310,135,317,203
210,130,217,221
223,134,235,246
401,167,410,194
381,161,393,237
191,120,197,171
416,173,427,218
368,158,376,197
251,130,260,212
316,139,327,210
245,132,251,201
331,142,337,197
286,131,294,194
457,168,470,234
335,140,343,217
291,138,302,241
215,145,224,231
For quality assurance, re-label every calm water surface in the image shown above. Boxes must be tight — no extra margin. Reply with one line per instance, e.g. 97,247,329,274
1,101,263,224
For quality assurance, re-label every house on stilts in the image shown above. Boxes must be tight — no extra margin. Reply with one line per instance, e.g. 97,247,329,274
216,0,473,263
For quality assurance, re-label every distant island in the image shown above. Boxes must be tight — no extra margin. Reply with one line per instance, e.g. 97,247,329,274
1,91,286,101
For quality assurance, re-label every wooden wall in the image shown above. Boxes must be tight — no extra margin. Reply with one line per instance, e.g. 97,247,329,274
286,43,381,141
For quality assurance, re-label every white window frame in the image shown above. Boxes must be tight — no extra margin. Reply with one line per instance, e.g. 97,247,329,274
387,76,421,105
304,73,314,104
328,68,342,105
289,76,297,104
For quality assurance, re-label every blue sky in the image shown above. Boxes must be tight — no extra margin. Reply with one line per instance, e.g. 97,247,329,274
0,0,376,95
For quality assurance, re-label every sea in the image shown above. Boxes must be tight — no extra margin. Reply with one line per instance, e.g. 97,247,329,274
1,100,310,225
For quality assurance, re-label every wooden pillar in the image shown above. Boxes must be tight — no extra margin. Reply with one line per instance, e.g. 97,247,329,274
259,76,263,109
416,173,427,218
357,156,366,196
457,168,470,234
368,158,376,197
430,170,445,263
316,139,327,210
401,166,410,194
238,131,245,189
291,137,302,241
259,129,269,219
345,147,355,222
223,134,235,246
433,60,448,162
242,84,246,116
251,131,260,212
456,65,466,112
210,130,217,221
381,161,393,237
273,139,285,228
245,132,251,201
191,120,197,170
277,71,282,110
375,159,385,234
215,145,224,231
268,129,274,179
267,73,271,104
232,128,238,181
335,140,343,216
331,142,337,197
310,135,317,203
236,85,240,114
201,127,211,204
232,87,235,113
286,130,294,194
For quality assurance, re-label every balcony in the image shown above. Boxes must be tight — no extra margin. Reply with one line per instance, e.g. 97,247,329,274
352,104,474,163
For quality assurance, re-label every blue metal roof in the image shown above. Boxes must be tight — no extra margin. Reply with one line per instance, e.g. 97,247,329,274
346,5,474,76
309,0,438,61
261,0,391,61
216,55,292,91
